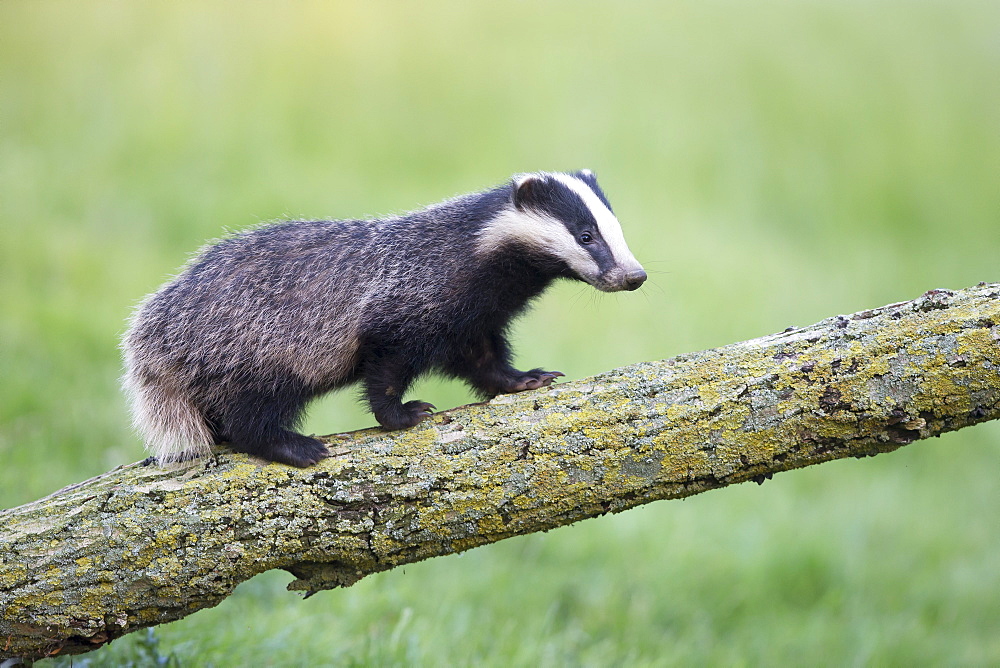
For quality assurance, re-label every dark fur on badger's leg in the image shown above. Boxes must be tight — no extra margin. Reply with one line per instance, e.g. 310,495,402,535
362,331,561,431
208,385,329,467
228,428,328,468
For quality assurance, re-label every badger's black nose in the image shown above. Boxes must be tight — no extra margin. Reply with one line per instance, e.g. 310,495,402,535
623,269,647,291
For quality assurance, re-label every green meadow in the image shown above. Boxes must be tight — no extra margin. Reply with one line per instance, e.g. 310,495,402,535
2,1,999,664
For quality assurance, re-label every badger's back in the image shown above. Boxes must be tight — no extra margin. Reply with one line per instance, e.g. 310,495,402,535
122,188,512,461
127,220,375,381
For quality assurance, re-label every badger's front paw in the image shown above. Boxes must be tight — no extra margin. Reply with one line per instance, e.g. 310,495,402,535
506,369,565,393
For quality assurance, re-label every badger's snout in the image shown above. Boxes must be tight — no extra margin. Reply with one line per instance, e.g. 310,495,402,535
623,269,647,291
592,266,647,292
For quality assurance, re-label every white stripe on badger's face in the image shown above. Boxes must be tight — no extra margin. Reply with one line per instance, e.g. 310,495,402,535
549,173,642,275
475,204,599,278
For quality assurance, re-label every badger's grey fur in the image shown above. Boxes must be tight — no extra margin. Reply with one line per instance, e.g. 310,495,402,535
122,170,646,467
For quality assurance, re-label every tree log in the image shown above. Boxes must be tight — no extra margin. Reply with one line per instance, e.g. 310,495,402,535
3,283,1000,660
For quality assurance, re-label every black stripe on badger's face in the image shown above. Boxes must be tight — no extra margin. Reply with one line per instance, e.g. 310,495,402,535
500,171,646,292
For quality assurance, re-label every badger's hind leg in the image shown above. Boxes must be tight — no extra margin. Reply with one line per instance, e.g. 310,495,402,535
225,426,328,468
211,386,329,467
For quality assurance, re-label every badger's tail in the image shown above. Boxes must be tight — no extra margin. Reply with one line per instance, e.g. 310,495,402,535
122,370,214,463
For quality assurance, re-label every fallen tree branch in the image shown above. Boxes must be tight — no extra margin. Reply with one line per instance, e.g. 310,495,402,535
3,283,1000,660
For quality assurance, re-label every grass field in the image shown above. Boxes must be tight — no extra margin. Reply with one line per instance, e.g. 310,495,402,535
2,1,999,665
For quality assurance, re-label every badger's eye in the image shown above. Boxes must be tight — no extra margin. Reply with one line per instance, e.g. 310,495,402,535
579,232,595,244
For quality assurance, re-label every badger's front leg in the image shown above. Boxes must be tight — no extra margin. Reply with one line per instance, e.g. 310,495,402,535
449,332,563,398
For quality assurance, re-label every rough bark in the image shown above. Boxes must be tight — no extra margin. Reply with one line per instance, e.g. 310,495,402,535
3,283,1000,661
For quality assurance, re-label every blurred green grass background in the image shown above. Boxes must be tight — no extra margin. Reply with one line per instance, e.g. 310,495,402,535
2,1,999,665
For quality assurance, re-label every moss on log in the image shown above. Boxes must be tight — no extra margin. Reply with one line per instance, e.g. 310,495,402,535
3,283,1000,660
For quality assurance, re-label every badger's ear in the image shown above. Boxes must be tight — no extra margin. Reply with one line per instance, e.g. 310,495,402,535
575,169,597,185
512,173,544,211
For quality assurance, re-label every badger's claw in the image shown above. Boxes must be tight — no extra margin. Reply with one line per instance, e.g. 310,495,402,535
509,369,564,392
405,400,436,418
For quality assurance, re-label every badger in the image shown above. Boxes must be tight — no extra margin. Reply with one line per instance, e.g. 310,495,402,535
122,170,646,467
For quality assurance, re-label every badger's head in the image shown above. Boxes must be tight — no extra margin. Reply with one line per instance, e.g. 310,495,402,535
477,170,647,292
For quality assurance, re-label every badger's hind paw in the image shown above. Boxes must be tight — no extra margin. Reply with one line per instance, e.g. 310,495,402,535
508,369,564,392
263,433,330,468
